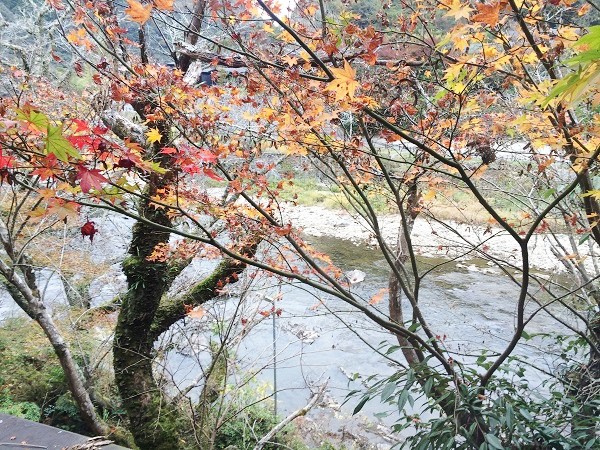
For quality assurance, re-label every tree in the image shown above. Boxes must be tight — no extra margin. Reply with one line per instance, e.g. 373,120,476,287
1,0,599,448
0,150,106,435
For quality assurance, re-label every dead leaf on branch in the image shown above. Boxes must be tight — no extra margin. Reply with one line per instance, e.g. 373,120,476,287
472,2,501,27
184,304,206,319
125,0,153,25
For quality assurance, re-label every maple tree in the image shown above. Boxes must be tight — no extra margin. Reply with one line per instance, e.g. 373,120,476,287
0,0,599,447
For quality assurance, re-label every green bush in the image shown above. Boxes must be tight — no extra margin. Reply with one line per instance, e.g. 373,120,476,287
0,390,41,421
215,402,283,450
0,318,67,404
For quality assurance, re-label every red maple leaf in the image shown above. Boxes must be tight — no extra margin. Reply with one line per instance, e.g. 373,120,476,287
77,165,109,193
0,147,14,169
203,168,224,181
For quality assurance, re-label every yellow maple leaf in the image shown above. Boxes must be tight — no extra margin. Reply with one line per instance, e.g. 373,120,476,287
443,0,473,20
263,23,275,33
326,60,360,101
125,0,152,25
153,0,173,10
146,127,163,143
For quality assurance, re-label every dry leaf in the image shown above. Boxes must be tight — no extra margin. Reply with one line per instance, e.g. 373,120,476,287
369,288,389,305
187,306,206,319
472,2,501,27
326,60,360,101
153,0,174,10
125,0,153,25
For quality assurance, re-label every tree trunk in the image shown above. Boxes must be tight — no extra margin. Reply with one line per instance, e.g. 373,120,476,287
0,276,106,436
36,307,106,436
571,308,600,440
386,189,488,443
113,191,182,450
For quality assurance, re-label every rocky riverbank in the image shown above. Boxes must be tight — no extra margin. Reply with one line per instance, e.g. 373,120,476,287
283,205,596,274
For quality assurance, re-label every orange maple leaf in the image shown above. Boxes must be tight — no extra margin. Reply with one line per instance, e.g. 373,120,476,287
184,304,206,319
153,0,174,10
472,2,501,27
125,0,153,25
369,288,389,305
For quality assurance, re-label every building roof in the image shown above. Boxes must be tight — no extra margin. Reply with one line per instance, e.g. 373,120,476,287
0,414,129,450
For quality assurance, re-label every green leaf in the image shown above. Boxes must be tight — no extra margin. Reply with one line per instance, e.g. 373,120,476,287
423,377,433,396
485,434,504,449
519,407,533,421
381,382,396,402
16,108,49,129
352,396,369,415
46,125,81,161
574,26,600,48
578,234,590,245
505,403,514,429
397,388,409,412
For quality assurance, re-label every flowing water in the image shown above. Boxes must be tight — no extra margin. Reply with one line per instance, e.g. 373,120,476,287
0,218,578,447
163,235,577,446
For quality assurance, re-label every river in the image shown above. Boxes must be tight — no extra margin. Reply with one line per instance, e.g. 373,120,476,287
0,216,578,448
161,234,576,447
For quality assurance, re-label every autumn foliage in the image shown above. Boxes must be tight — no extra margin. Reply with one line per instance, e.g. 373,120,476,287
0,0,599,447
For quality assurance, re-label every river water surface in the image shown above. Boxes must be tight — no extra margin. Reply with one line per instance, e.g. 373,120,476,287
0,218,578,447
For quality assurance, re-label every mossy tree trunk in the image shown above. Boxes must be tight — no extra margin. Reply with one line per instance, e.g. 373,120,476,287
113,178,182,450
111,155,258,449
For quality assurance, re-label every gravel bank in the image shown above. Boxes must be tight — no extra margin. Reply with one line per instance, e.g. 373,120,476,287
283,205,597,273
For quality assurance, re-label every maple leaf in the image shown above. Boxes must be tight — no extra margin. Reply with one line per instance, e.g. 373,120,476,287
197,148,218,163
443,0,473,20
45,0,65,10
47,126,81,161
185,305,206,319
77,165,109,193
369,288,389,305
326,60,360,101
146,127,163,144
153,0,174,10
0,148,14,169
125,0,153,25
472,2,501,27
203,168,224,181
16,107,49,131
47,199,79,222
